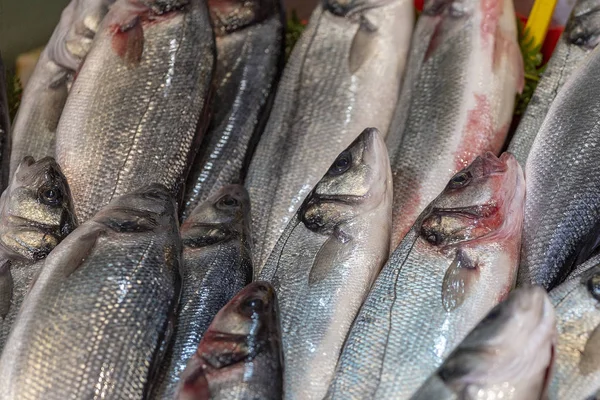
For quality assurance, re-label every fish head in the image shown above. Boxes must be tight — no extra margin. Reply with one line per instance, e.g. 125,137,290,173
208,0,281,35
181,184,252,248
300,127,391,234
438,286,556,398
420,152,524,247
0,157,77,261
566,0,600,49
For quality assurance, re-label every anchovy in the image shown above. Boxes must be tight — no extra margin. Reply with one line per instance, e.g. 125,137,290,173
327,152,525,399
245,0,414,271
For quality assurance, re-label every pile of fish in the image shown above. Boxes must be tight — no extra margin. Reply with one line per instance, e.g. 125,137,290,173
0,0,600,398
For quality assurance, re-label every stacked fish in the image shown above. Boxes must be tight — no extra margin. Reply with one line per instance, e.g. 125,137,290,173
0,0,600,398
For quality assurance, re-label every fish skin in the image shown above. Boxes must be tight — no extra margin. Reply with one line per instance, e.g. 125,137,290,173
548,261,600,399
508,0,600,167
245,0,414,271
0,157,77,353
0,54,10,192
411,287,556,400
9,0,115,178
56,0,215,222
0,184,181,399
386,0,523,249
326,152,525,400
259,127,392,400
176,281,283,400
181,0,285,220
517,40,600,290
152,184,253,399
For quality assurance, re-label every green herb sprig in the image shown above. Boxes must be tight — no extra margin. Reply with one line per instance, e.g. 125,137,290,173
515,18,546,116
285,11,306,60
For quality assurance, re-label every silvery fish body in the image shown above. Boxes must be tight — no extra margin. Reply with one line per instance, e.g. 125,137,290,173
327,152,525,400
0,184,181,399
0,157,77,353
411,287,556,400
181,0,284,220
260,128,392,400
0,54,10,191
518,37,600,290
386,0,523,248
152,185,253,399
508,0,600,166
245,0,414,270
9,0,114,177
55,0,215,222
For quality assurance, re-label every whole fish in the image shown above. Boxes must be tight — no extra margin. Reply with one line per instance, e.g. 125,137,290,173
327,152,525,400
152,184,253,399
56,0,215,222
386,0,523,249
260,127,392,400
245,0,414,270
176,281,283,400
508,0,600,166
0,157,77,353
0,54,10,191
548,261,600,398
0,184,181,399
518,38,600,290
9,0,115,177
411,287,556,400
181,0,285,220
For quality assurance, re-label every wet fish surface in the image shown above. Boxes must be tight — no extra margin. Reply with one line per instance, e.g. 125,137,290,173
508,0,600,166
548,261,600,399
327,152,525,400
0,157,77,353
260,128,392,400
152,184,253,399
56,0,215,222
9,0,115,177
517,36,600,290
176,281,283,400
386,0,523,248
411,287,556,400
181,0,285,220
0,184,181,399
245,0,414,271
0,54,10,191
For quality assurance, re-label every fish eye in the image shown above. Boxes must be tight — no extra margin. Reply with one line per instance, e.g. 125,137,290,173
241,297,266,317
217,195,239,209
38,185,63,206
587,273,600,301
328,151,352,176
449,171,472,188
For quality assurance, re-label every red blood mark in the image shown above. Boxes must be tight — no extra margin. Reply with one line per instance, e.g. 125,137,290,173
480,0,502,44
454,94,493,172
111,18,144,66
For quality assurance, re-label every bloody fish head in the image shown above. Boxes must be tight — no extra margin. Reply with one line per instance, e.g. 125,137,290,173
208,0,281,36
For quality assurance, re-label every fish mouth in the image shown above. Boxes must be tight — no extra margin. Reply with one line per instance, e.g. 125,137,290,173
429,204,498,220
7,215,62,235
309,193,366,206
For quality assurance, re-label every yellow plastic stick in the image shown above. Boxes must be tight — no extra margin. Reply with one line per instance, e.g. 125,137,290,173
524,0,559,49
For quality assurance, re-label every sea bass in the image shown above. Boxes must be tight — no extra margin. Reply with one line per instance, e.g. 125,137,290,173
508,0,600,166
56,0,215,222
181,0,284,220
0,54,10,191
327,152,525,400
0,184,181,399
152,184,253,399
260,128,392,400
548,261,600,399
176,282,283,400
411,287,556,400
0,157,77,353
518,37,600,290
245,0,414,270
9,0,114,177
386,0,523,248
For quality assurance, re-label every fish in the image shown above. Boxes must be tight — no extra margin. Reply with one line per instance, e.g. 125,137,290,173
9,0,115,178
547,260,600,398
181,0,285,220
245,0,414,271
0,157,77,353
517,35,600,290
410,287,556,400
327,152,525,400
0,184,181,399
152,184,253,399
55,0,215,222
508,0,600,167
385,0,524,249
0,54,10,192
259,127,392,400
176,281,283,400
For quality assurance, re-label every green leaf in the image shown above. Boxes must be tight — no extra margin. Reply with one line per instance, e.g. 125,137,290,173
514,18,547,116
285,11,306,61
